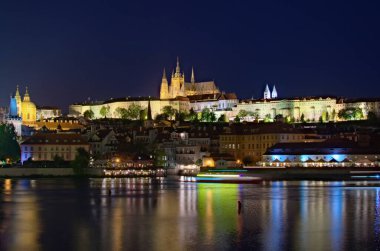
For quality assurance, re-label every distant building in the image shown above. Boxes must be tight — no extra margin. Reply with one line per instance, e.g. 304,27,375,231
7,86,37,127
69,97,190,120
37,106,62,120
86,129,118,157
202,153,239,168
261,139,380,167
219,124,319,163
20,133,89,163
160,58,221,99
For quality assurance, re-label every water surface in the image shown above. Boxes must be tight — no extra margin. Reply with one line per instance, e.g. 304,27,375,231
0,178,379,251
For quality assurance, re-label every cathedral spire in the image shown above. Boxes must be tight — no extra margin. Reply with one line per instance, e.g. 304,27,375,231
176,56,180,73
272,85,278,99
263,84,271,99
191,67,195,83
162,68,167,80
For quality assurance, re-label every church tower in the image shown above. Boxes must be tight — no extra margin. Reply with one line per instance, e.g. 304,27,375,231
264,84,271,99
21,87,37,125
15,85,22,117
187,67,197,96
160,68,169,99
170,57,185,98
271,85,278,99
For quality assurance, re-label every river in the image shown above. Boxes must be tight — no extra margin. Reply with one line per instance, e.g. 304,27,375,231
0,178,379,251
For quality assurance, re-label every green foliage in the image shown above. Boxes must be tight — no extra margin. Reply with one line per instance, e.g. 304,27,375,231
218,114,226,122
234,115,240,123
274,114,284,122
116,104,143,120
200,108,216,122
83,110,94,119
116,107,128,119
238,109,258,118
319,116,323,123
162,106,177,120
264,114,272,123
71,148,90,175
140,108,148,120
127,103,143,120
153,148,166,167
237,109,248,117
338,108,364,120
0,124,20,162
175,111,187,122
300,113,305,122
100,105,110,118
187,108,198,122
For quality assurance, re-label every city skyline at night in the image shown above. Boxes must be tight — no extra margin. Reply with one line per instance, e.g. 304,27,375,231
1,0,380,110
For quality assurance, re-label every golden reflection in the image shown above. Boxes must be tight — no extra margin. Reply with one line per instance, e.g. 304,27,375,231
7,180,41,251
4,179,11,193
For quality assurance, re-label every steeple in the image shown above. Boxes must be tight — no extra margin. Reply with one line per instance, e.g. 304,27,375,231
162,68,167,81
263,84,271,99
160,68,169,99
15,85,21,98
147,99,152,120
176,56,180,73
271,85,278,99
24,87,30,102
15,85,22,117
191,67,195,83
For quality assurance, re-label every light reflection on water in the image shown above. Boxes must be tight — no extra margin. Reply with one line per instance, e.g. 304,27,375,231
0,178,379,250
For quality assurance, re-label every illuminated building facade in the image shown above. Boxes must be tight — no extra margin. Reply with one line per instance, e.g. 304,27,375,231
160,58,220,99
20,133,89,163
69,97,190,120
7,86,37,127
219,125,318,163
261,139,380,167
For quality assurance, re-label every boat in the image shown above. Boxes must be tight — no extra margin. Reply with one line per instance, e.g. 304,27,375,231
181,173,262,184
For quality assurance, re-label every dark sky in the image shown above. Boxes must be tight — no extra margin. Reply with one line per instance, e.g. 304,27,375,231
1,0,380,111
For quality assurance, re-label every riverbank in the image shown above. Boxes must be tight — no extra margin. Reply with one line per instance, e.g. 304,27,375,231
1,167,380,180
233,167,380,181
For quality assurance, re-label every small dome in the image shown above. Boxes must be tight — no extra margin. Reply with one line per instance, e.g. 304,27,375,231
21,100,37,124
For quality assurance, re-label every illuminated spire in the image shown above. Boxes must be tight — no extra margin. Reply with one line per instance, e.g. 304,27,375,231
176,56,180,73
15,85,21,98
191,67,195,83
162,68,167,80
24,86,30,102
264,84,271,99
272,85,278,99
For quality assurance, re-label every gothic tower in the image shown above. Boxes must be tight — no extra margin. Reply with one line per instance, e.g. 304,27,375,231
15,85,22,117
264,84,271,99
272,85,278,99
160,68,169,99
170,57,185,98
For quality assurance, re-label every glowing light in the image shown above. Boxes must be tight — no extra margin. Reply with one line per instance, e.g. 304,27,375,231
197,174,240,178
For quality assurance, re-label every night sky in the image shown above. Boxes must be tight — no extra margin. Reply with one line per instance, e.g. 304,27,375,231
1,0,380,111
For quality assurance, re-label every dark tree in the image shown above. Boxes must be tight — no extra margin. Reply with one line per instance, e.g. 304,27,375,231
0,124,20,162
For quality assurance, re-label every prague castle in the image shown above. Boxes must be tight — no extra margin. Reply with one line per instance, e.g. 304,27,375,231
160,58,220,99
68,58,380,122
